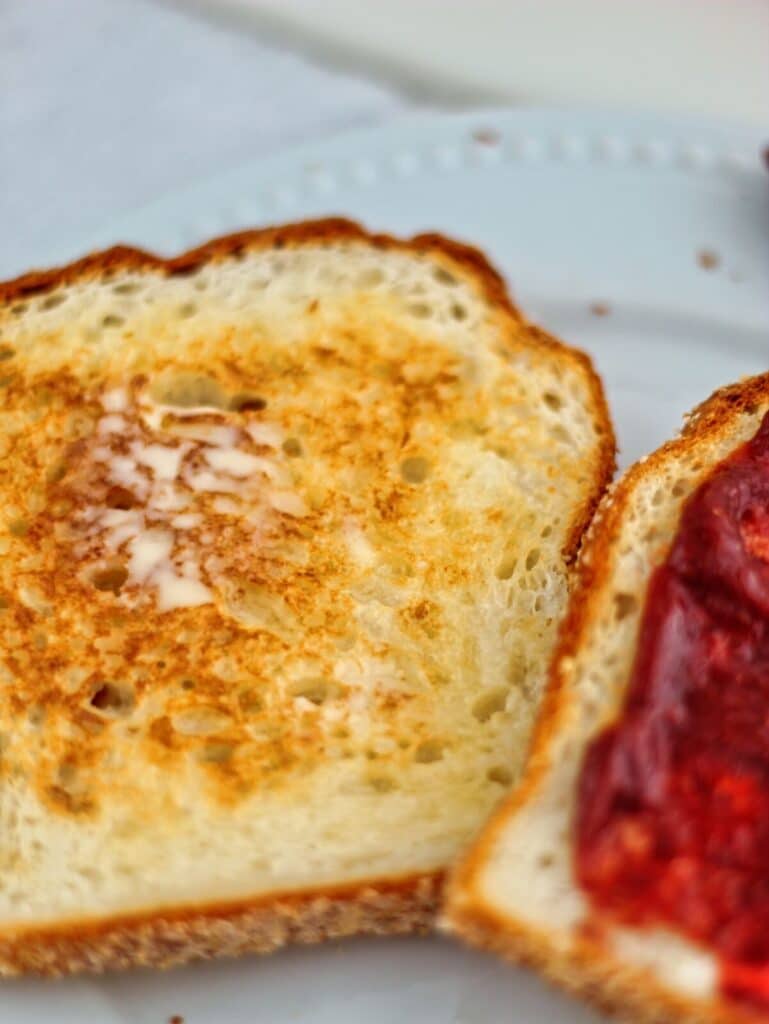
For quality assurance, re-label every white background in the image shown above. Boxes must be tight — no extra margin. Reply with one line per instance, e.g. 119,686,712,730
181,0,769,121
4,0,767,277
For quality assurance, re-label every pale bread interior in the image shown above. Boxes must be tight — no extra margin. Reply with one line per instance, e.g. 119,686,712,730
447,398,768,1012
0,235,609,931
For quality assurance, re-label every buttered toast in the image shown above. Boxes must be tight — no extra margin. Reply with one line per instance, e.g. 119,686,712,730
0,219,613,975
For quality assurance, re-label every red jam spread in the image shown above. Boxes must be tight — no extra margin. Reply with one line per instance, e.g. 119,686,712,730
576,412,769,1009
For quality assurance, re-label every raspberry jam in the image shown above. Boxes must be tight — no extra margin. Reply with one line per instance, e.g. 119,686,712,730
576,412,769,1008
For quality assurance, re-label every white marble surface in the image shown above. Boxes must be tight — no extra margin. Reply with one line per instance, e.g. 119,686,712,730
2,0,405,278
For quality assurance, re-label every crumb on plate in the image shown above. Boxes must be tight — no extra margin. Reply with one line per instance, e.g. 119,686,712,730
697,248,720,271
472,129,500,146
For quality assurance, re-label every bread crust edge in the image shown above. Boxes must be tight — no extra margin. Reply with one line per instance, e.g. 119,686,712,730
0,872,441,977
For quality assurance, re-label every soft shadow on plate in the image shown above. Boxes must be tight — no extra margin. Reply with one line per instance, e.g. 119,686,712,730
92,937,601,1024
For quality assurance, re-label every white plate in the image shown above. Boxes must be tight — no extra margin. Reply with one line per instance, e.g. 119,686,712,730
8,109,769,1023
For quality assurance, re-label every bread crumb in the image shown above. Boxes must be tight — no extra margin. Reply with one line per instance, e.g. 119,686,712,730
697,249,720,271
589,302,610,317
472,129,500,146
168,1016,184,1024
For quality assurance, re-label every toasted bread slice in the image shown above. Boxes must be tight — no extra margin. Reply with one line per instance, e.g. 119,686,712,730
445,375,769,1024
0,219,613,976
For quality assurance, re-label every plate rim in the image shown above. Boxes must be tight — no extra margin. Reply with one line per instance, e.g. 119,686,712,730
61,105,768,262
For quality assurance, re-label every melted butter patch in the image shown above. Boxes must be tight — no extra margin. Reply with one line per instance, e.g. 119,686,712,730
134,442,189,480
101,387,128,413
186,469,240,494
155,571,212,613
246,422,282,448
204,448,264,478
99,415,126,435
57,386,311,615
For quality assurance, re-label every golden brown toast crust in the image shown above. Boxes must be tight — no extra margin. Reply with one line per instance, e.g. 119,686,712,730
448,375,769,1024
0,219,615,976
0,873,440,977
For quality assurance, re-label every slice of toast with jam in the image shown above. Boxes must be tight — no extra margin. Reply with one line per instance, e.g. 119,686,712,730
446,375,769,1024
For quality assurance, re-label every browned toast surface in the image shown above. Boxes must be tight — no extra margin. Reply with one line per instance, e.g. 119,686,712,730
0,219,613,975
